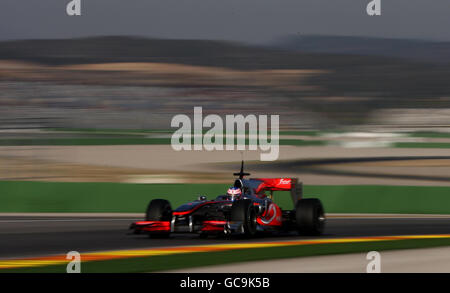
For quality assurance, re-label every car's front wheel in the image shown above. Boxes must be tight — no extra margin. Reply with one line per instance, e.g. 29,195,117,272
230,199,257,236
145,199,172,238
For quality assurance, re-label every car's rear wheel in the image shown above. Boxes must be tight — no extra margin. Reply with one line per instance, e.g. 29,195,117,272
145,199,172,238
295,198,325,235
230,199,257,236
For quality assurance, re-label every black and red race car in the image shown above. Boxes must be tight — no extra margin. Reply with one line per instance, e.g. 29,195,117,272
129,161,325,238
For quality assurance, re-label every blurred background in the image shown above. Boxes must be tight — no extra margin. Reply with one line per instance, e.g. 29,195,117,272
0,0,450,187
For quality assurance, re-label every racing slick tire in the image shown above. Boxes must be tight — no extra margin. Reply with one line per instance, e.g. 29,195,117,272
145,199,172,238
230,199,257,236
295,198,325,236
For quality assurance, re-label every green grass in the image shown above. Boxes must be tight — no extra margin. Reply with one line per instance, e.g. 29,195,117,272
303,185,450,214
279,139,325,146
18,129,448,149
409,131,450,139
0,138,173,146
47,128,173,134
0,182,227,213
0,138,325,146
2,238,450,273
394,142,450,148
54,128,322,136
1,182,450,214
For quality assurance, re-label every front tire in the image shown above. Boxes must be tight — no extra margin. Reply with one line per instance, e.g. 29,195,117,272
230,199,257,236
295,198,325,235
145,199,172,238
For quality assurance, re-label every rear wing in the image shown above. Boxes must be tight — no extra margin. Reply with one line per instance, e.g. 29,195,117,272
253,178,303,205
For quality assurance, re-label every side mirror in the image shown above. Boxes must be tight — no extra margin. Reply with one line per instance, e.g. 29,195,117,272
198,195,207,201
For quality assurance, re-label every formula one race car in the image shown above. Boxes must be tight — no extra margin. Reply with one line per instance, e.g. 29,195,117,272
129,161,325,238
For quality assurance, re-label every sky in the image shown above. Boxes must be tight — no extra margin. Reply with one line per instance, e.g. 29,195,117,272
1,0,449,43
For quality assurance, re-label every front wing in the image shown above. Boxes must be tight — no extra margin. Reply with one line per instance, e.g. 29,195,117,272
130,220,227,234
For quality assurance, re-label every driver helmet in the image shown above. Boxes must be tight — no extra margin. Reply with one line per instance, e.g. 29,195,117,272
226,187,242,201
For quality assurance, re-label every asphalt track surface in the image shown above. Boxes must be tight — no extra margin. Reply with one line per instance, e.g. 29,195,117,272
1,215,450,259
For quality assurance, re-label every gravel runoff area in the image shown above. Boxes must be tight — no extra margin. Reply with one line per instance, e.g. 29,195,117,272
1,145,450,186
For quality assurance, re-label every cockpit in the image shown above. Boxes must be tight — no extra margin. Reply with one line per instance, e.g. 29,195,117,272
215,178,271,202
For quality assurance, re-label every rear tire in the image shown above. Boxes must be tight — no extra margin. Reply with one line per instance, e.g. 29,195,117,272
230,199,257,236
295,198,325,236
145,199,172,238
